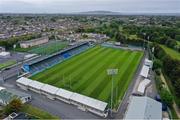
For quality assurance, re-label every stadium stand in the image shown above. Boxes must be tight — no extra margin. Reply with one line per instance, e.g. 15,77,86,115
16,77,108,117
22,42,91,74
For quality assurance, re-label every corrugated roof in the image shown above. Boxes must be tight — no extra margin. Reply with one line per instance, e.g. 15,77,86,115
137,79,151,94
125,96,162,119
0,89,17,103
41,84,59,95
16,77,108,112
56,88,73,99
0,86,5,91
28,80,45,90
0,89,31,104
70,93,107,112
16,77,33,86
145,59,153,67
140,65,150,78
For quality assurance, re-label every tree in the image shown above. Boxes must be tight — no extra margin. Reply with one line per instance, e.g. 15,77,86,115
174,78,180,97
160,88,173,107
4,99,23,115
82,34,88,38
115,32,126,44
153,59,162,70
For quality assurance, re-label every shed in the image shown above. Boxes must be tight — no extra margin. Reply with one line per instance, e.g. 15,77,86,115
140,65,150,78
0,52,10,58
145,59,153,68
137,79,151,95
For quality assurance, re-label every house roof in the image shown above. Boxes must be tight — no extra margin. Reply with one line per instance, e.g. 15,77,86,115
0,88,31,104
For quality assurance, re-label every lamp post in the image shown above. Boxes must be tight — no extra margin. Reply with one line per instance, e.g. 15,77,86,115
143,32,146,50
0,69,4,83
107,69,118,117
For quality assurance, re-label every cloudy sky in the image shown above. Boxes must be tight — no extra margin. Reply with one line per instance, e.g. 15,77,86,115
0,0,179,13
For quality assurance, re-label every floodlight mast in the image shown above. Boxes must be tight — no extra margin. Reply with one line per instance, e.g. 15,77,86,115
107,69,118,117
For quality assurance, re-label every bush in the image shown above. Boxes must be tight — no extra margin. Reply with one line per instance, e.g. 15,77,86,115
153,59,162,70
4,99,23,115
155,69,161,75
160,88,173,107
155,74,163,90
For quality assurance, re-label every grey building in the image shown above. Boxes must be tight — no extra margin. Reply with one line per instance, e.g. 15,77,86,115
0,87,31,106
125,96,162,120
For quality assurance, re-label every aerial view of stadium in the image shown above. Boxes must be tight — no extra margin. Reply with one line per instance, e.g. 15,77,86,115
1,1,179,119
30,45,143,109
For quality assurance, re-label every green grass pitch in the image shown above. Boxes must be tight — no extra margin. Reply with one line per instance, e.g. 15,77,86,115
30,46,143,109
15,40,68,55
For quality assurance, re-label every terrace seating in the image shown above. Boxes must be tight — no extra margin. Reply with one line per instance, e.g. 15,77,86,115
26,43,90,74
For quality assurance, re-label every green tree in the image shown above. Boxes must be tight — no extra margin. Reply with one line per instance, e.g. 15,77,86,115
153,59,162,70
115,32,126,44
4,99,23,115
160,88,173,107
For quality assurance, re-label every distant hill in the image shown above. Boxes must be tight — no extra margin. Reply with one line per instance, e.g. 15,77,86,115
76,10,121,15
74,10,180,16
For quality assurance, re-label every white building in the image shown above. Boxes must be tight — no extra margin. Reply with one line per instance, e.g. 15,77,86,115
0,86,31,106
28,80,45,94
70,93,108,117
55,88,73,104
140,65,150,78
114,42,121,46
0,51,10,58
20,37,49,48
16,77,33,90
16,77,108,117
40,84,59,100
144,59,153,68
0,46,5,52
137,79,151,95
125,96,162,120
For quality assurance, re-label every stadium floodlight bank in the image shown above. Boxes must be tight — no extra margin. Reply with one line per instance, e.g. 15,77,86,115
16,77,108,117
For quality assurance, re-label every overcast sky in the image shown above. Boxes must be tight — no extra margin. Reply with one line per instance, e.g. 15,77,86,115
0,0,179,13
